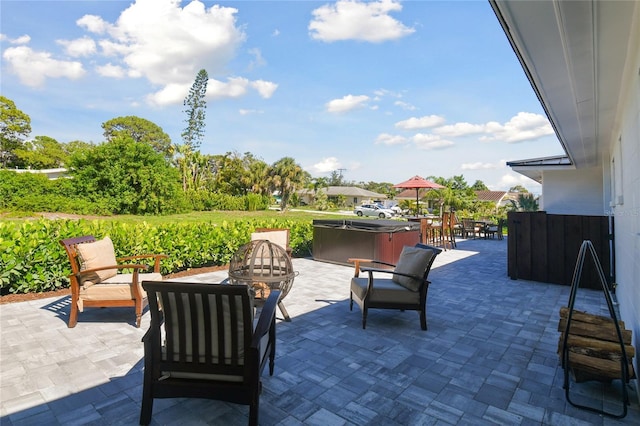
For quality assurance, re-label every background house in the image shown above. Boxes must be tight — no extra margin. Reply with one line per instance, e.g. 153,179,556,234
491,0,639,391
7,168,68,180
297,186,387,208
395,189,439,213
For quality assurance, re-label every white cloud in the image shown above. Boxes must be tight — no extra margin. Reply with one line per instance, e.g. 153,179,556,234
96,63,126,78
326,94,369,113
146,76,277,106
394,101,416,111
2,46,85,87
98,0,246,87
239,109,263,115
412,133,454,150
395,115,445,130
248,48,266,70
146,82,191,106
309,0,414,43
461,162,499,170
77,14,111,34
433,122,485,136
6,1,277,104
375,133,407,145
312,157,342,173
208,77,249,99
251,80,278,99
433,112,553,143
57,37,97,57
2,34,31,44
481,112,554,143
98,39,128,57
498,173,541,192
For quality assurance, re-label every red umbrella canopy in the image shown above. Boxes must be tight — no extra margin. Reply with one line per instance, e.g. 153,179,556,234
393,176,444,215
393,175,445,189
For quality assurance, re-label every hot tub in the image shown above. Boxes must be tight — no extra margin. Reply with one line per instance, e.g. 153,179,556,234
312,219,420,266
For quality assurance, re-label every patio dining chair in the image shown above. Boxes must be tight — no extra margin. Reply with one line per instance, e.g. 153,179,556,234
461,218,479,239
140,281,279,426
348,244,441,330
484,219,504,240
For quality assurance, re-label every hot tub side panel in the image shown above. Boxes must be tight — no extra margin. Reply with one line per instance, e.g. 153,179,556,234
374,230,421,265
313,223,419,266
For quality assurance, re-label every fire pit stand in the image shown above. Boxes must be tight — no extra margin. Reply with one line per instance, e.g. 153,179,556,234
228,240,296,321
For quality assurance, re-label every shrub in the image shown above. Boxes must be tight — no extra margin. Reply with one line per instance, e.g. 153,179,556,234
0,218,313,295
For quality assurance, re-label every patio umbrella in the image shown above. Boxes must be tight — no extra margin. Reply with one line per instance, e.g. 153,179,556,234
393,175,445,215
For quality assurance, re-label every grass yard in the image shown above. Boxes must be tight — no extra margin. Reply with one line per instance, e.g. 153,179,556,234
0,208,354,225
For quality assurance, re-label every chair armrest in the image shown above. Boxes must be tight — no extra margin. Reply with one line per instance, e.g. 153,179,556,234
348,258,395,277
252,290,281,349
142,309,164,343
74,264,149,286
361,267,422,282
75,263,149,277
117,254,168,273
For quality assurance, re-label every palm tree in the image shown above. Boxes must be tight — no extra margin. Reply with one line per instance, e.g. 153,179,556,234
269,157,305,211
507,193,539,211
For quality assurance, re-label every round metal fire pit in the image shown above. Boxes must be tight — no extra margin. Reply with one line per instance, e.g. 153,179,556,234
228,239,295,321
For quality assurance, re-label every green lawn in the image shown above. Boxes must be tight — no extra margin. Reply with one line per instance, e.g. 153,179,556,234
1,208,354,225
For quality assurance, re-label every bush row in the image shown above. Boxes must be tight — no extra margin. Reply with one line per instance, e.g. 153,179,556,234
0,218,313,295
0,170,272,215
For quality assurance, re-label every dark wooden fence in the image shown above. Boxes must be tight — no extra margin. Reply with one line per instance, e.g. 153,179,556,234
507,212,613,289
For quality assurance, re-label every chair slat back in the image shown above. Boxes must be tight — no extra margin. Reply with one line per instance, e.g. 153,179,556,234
143,281,254,376
59,235,97,275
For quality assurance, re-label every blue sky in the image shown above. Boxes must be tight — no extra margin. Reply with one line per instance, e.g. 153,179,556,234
1,0,564,193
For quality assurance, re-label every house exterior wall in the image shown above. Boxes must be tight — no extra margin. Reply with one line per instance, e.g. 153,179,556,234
609,30,640,384
540,167,604,215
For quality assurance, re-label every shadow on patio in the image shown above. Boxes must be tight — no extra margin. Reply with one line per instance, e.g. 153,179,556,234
1,239,638,425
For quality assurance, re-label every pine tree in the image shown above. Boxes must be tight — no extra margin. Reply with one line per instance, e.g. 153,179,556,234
181,69,208,150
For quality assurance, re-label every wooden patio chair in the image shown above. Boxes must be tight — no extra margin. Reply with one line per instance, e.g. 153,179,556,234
139,281,279,426
461,218,478,239
348,244,441,330
59,235,167,328
441,211,457,249
484,219,504,240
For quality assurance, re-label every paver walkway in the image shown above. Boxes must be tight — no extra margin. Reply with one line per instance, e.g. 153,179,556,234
1,238,638,425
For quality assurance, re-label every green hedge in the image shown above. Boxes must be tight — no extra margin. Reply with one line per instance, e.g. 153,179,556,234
0,218,313,295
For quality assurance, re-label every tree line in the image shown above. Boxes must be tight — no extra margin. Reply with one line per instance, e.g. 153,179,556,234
1,70,535,216
0,70,309,214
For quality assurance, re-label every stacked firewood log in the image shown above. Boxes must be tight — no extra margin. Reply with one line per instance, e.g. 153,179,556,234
558,307,636,383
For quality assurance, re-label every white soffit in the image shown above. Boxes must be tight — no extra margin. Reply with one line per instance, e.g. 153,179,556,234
490,0,637,169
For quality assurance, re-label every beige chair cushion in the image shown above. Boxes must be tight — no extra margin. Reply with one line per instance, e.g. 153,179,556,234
392,246,434,291
78,272,160,311
76,237,118,284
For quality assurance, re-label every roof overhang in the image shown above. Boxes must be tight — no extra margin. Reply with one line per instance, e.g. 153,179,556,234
506,155,574,183
490,0,638,173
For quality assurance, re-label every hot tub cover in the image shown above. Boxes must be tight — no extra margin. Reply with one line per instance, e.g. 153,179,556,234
313,219,420,233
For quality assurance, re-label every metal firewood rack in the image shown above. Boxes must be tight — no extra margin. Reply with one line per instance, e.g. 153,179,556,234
560,240,633,419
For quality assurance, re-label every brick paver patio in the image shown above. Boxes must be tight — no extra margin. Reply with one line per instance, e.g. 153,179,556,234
1,238,638,425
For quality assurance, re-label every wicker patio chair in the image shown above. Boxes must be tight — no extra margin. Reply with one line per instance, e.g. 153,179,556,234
348,244,441,330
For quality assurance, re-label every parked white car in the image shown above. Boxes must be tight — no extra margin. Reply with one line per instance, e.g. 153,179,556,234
354,203,395,218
